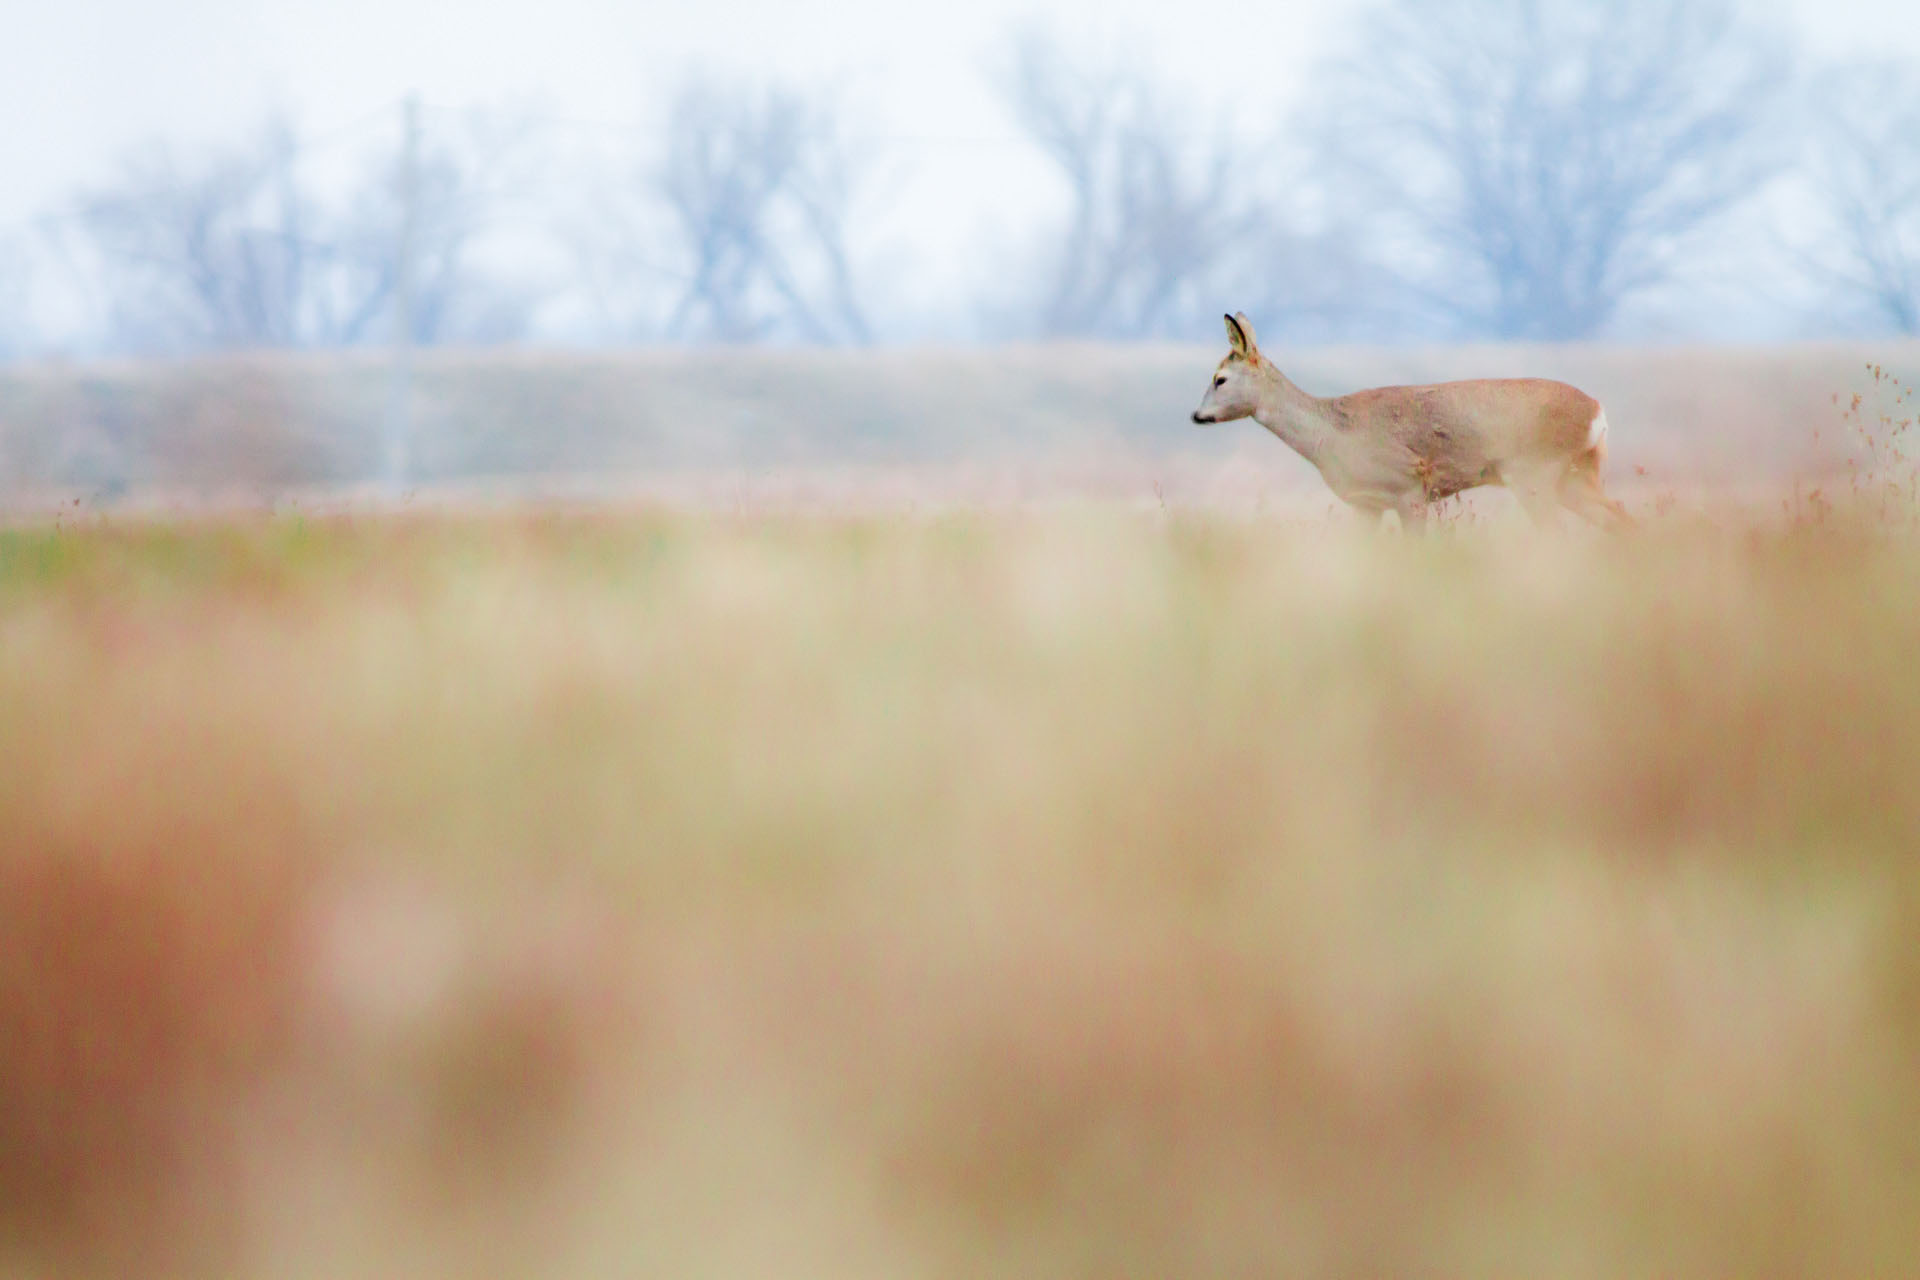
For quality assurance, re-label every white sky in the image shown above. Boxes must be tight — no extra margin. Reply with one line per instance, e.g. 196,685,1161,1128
10,0,1318,225
5,0,1919,336
15,0,1918,211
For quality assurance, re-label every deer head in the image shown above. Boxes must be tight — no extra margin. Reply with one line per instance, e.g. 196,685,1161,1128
1191,313,1265,426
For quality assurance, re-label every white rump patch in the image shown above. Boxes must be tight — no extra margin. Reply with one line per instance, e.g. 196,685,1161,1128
1588,409,1610,450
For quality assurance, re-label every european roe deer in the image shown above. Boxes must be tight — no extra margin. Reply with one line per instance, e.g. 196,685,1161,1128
1191,314,1633,530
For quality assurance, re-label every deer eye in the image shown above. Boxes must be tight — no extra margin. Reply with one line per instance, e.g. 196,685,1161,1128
1213,376,1227,388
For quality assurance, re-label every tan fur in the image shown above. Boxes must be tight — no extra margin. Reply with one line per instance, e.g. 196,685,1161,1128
1193,314,1632,530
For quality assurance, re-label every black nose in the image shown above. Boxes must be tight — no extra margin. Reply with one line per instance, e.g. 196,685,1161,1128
1192,412,1210,424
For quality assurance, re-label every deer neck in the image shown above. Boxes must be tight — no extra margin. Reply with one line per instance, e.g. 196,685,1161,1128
1252,364,1341,466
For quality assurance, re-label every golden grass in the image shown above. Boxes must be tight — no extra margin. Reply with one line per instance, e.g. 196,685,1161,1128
4,507,1920,1276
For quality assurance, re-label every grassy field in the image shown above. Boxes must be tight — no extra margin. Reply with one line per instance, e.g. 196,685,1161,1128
5,503,1920,1276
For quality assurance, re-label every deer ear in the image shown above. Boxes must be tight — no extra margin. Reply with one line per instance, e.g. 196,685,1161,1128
1224,313,1257,357
1228,312,1259,357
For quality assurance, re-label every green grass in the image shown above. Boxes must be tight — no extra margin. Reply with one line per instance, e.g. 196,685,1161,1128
4,507,1920,1276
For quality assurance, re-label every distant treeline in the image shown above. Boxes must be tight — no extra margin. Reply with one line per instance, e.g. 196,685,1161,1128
0,342,1906,502
3,0,1918,359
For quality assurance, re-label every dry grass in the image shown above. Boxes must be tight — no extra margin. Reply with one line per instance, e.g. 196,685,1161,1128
4,504,1920,1276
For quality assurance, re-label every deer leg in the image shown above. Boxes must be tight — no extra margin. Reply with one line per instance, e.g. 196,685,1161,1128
1344,495,1398,532
1505,466,1565,528
1556,457,1636,530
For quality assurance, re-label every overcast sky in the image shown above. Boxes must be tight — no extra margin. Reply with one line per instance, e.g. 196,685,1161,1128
12,0,1917,214
7,0,1919,339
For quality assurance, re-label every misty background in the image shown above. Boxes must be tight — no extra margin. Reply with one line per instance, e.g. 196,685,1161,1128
6,0,1919,355
1,0,1918,506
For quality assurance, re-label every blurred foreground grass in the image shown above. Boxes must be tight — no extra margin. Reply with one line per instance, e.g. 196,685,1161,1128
4,507,1920,1277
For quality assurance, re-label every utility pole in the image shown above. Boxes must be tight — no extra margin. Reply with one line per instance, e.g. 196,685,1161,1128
384,94,421,496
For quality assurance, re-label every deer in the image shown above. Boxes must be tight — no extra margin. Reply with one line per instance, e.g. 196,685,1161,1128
1190,313,1633,531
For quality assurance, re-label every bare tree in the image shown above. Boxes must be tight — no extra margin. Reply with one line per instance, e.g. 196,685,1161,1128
1306,0,1788,340
61,120,313,351
56,112,534,354
335,107,544,346
661,81,871,344
992,27,1257,340
577,79,874,345
1801,60,1920,334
